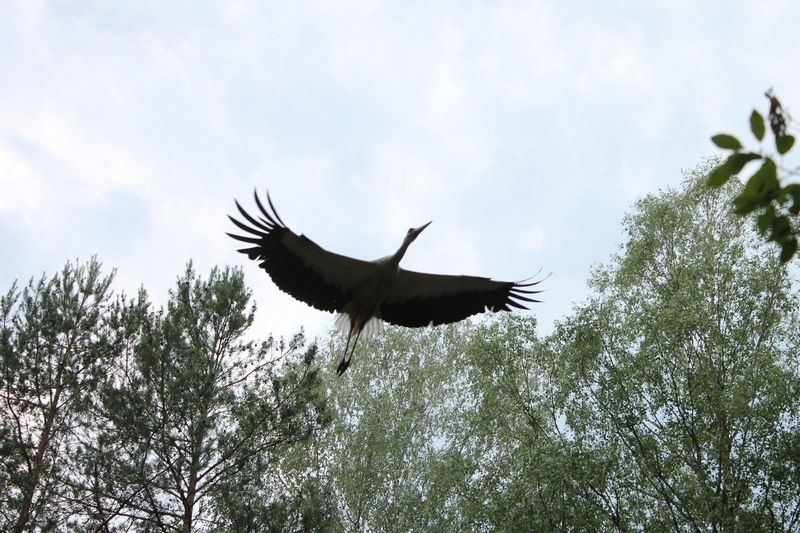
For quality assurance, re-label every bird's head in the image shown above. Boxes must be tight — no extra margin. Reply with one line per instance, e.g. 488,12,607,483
405,221,432,245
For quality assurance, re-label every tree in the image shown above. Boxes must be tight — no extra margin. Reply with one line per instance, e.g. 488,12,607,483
314,316,573,531
708,90,800,261
548,166,800,529
313,323,488,531
70,264,328,531
455,315,613,531
292,162,800,531
0,258,146,532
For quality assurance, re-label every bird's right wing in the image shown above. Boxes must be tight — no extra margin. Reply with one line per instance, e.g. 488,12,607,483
380,269,541,328
227,191,375,313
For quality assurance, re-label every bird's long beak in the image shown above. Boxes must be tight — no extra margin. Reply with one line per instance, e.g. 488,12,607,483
416,221,432,234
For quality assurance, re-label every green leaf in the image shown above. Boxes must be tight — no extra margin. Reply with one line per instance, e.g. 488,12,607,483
750,110,766,141
728,152,762,173
784,184,800,215
784,183,800,198
708,164,734,187
744,158,779,200
707,152,761,187
711,134,744,150
771,215,791,241
756,207,776,235
780,237,798,263
734,159,777,215
777,134,795,155
734,193,759,216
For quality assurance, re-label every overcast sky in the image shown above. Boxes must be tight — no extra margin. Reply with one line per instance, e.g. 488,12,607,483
1,1,799,342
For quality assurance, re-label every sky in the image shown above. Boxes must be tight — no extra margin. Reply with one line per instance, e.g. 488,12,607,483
1,1,799,343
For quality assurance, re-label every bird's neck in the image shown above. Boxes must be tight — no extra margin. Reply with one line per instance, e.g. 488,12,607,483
390,239,413,266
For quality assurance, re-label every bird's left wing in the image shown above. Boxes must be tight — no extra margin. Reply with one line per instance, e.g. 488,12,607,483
380,269,541,328
227,191,375,314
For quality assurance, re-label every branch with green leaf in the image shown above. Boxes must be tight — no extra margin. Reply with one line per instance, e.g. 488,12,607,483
708,90,799,261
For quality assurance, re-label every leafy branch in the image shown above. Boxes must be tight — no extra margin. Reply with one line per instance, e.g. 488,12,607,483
708,90,799,261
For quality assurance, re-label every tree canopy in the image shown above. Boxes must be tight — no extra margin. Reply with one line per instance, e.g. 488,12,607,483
2,162,799,531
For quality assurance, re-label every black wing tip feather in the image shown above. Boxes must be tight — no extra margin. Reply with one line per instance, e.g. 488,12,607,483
227,190,288,239
227,191,293,264
265,191,288,227
246,189,289,230
233,201,273,233
507,270,551,307
506,277,546,309
226,232,261,244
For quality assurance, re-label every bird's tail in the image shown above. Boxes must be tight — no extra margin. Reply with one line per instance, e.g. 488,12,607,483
334,314,384,339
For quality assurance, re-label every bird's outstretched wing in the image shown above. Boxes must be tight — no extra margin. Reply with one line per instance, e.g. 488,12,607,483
227,191,375,313
380,270,541,327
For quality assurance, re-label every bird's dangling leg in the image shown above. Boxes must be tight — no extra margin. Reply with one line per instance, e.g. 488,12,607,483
336,356,350,376
337,328,355,376
336,327,363,376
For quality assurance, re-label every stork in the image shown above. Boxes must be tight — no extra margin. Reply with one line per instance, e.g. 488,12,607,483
228,191,541,375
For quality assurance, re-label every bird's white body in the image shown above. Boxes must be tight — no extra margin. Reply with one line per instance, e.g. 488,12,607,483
334,257,398,340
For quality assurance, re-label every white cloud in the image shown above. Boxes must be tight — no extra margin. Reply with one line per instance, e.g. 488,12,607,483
0,141,43,221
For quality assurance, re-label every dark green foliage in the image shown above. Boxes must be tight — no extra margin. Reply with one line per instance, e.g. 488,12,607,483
0,258,147,532
708,90,800,261
72,264,328,531
1,261,329,532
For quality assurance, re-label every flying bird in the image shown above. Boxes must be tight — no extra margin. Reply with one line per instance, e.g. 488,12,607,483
228,191,541,375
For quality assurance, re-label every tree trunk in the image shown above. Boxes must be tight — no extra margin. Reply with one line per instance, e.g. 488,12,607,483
13,386,62,533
